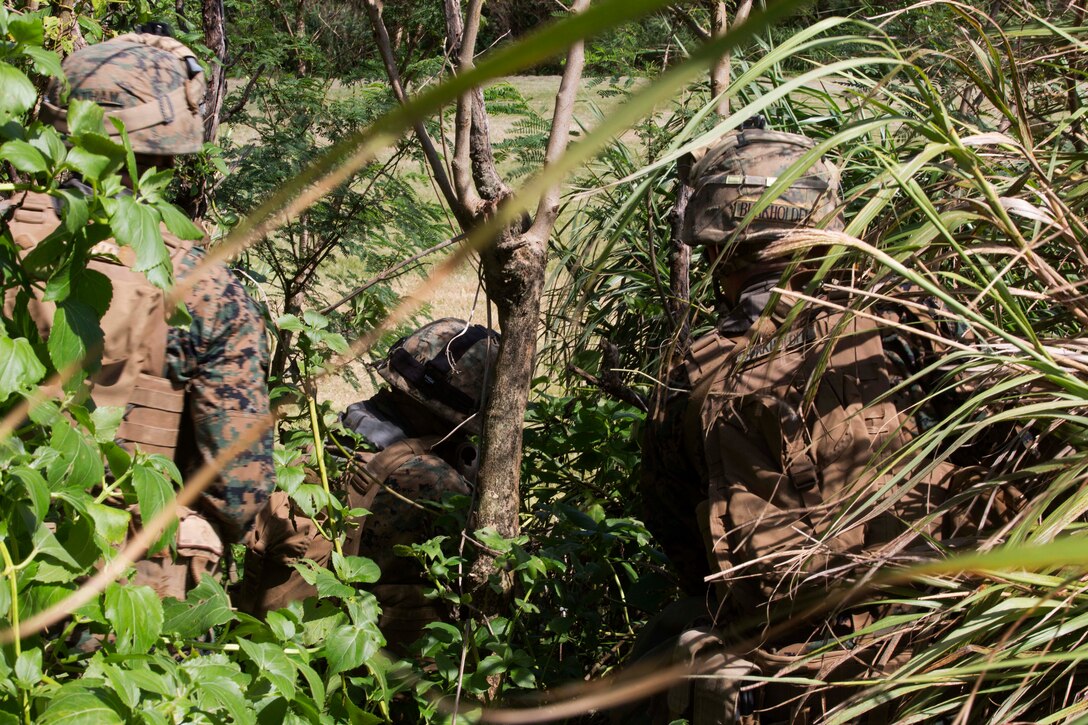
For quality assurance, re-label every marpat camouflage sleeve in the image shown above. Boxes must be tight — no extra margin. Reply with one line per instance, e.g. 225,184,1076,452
167,248,274,541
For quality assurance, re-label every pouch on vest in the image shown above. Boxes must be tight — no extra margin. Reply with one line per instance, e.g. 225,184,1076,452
3,191,192,460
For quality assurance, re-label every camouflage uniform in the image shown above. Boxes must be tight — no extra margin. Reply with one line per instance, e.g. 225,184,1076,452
240,319,498,651
27,32,274,599
167,247,274,541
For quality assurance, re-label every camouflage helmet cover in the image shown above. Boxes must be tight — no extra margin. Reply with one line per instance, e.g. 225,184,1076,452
42,33,206,155
376,318,500,432
683,128,844,251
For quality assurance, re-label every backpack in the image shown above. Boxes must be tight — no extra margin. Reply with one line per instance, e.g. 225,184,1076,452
4,190,192,458
238,436,469,649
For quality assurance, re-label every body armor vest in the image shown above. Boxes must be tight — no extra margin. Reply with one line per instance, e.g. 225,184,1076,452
4,191,192,459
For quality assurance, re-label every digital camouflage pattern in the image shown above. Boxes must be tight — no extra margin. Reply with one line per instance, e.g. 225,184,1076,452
167,246,275,540
41,33,206,154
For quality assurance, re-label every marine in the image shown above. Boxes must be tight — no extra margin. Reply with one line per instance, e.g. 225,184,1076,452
6,31,275,599
237,318,498,651
636,121,985,723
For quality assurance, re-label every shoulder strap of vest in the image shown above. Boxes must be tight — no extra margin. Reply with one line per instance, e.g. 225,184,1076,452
342,436,443,556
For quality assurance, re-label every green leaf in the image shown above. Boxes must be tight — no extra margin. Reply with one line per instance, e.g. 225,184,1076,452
66,99,104,137
182,656,253,725
13,648,42,688
265,610,296,641
11,466,49,524
48,299,103,374
47,421,103,493
324,622,381,677
101,662,141,711
276,314,305,332
332,553,380,584
8,14,44,45
0,63,35,120
0,333,46,403
293,561,353,599
104,583,163,654
21,45,62,78
85,502,130,546
155,202,204,241
38,685,125,725
56,189,89,234
238,640,297,700
90,406,124,443
28,126,66,166
162,577,235,637
131,465,175,554
0,139,47,174
111,195,170,284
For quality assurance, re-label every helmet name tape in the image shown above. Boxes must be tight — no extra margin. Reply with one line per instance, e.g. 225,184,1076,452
728,200,812,224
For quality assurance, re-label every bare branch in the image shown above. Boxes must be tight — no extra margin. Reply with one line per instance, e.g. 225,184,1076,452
223,64,266,121
448,0,485,210
362,0,465,221
527,0,590,240
567,341,648,412
670,5,709,41
321,233,465,314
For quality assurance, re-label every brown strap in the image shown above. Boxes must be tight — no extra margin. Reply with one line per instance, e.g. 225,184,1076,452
343,436,442,555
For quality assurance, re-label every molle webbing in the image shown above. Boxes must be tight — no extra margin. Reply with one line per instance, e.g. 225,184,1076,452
5,191,191,459
342,436,440,557
387,325,491,414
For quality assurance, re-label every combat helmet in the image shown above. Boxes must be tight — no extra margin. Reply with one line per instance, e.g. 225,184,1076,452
683,126,843,270
41,33,207,155
376,319,500,432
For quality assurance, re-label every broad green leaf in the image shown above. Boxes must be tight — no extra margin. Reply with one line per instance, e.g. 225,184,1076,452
265,610,296,641
331,553,380,585
65,145,115,182
21,45,62,79
90,405,124,443
0,63,35,120
324,622,381,677
47,421,103,493
131,465,175,554
293,561,353,599
111,196,170,283
276,314,305,332
56,189,89,234
0,139,47,174
13,648,41,688
104,583,163,654
155,202,204,241
162,577,235,638
48,299,103,374
0,333,46,403
66,99,104,137
101,662,141,710
182,655,253,725
38,685,125,725
85,502,130,546
10,466,49,524
7,14,44,45
238,639,297,700
30,127,67,166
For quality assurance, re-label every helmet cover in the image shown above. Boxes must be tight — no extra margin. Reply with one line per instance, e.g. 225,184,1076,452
42,33,206,155
376,318,500,432
683,129,844,259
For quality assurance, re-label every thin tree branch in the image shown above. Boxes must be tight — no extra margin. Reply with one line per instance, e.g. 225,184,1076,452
670,5,709,41
362,0,465,222
528,0,590,240
448,0,484,211
223,64,266,121
321,233,465,314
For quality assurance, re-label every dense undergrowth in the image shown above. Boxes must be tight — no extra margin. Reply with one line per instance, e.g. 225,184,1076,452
1,1,1088,723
